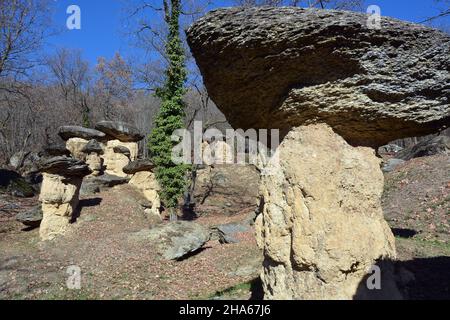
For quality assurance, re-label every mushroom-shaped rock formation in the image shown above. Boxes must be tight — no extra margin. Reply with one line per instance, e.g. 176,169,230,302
187,7,450,147
82,140,105,176
125,159,160,217
185,7,450,300
95,121,144,143
38,156,91,240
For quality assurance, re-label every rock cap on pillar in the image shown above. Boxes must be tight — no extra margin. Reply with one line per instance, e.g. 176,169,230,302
187,7,450,147
39,156,92,177
58,126,106,141
95,121,144,143
123,159,155,175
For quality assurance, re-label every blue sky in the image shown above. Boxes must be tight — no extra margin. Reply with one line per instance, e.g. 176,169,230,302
45,0,450,66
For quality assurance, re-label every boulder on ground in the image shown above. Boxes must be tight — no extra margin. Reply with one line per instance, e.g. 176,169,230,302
58,126,106,141
95,121,144,142
187,7,450,147
395,136,450,161
16,205,42,228
212,223,250,244
129,221,210,260
123,159,155,174
0,169,35,198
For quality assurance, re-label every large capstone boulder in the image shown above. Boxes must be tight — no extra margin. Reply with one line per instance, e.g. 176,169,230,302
187,7,450,147
395,135,450,160
255,124,400,299
123,159,155,175
129,221,210,260
95,121,144,143
58,126,106,141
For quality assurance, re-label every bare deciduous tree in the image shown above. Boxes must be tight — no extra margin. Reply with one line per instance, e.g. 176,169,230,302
0,0,53,88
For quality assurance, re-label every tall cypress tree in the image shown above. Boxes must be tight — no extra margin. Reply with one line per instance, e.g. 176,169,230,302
149,0,189,221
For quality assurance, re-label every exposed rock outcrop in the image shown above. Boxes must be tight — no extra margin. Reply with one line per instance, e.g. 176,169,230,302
38,157,91,241
187,7,450,147
255,124,400,299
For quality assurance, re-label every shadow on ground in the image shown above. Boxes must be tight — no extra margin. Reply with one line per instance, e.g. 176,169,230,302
354,257,450,300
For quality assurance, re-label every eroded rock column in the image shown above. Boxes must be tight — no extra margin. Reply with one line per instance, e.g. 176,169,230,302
255,124,399,299
124,160,161,219
38,157,91,241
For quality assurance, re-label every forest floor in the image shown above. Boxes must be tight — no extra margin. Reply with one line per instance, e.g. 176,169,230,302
0,154,449,300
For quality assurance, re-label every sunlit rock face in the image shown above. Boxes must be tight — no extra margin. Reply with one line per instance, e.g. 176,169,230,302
187,7,450,147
